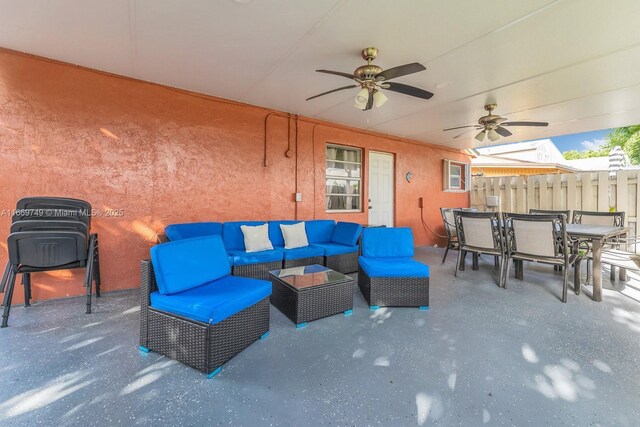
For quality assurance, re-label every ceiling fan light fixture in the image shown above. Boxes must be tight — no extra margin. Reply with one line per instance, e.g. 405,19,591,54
355,88,369,106
488,128,500,142
373,90,388,108
475,130,486,142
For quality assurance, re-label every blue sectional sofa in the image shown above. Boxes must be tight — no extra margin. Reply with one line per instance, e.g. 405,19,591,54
358,227,430,309
159,220,363,279
139,235,271,378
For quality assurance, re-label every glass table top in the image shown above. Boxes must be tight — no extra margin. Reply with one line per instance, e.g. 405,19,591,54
269,264,351,290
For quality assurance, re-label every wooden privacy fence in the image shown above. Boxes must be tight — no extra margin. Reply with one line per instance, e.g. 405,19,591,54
470,171,640,237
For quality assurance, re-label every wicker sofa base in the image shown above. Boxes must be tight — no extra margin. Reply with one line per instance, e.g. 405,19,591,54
139,260,270,376
357,269,429,308
325,252,358,274
283,256,324,269
142,298,270,375
270,276,354,325
232,261,283,280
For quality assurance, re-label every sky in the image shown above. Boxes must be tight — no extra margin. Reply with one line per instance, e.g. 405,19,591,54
549,128,611,153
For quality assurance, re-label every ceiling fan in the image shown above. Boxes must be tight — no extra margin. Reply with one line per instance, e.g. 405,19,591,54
306,47,434,111
443,104,549,142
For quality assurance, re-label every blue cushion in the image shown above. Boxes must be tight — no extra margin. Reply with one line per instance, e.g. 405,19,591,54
268,220,301,247
228,249,284,266
165,222,222,241
222,221,267,251
275,245,324,260
306,220,336,243
150,275,272,324
331,222,363,246
310,243,358,256
362,227,414,258
150,235,231,295
359,256,430,278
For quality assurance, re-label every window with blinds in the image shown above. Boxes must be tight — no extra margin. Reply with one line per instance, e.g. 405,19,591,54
326,144,362,212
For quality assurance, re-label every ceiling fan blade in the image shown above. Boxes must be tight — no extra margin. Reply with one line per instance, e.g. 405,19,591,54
495,126,512,137
501,121,549,127
316,69,355,80
306,85,358,101
364,92,374,111
375,62,426,81
443,125,480,131
475,130,486,142
383,82,433,100
453,129,477,139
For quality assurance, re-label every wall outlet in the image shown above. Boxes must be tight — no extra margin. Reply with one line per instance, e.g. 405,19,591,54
295,192,302,202
418,197,423,208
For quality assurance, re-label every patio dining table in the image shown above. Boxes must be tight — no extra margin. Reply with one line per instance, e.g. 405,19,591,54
565,223,628,302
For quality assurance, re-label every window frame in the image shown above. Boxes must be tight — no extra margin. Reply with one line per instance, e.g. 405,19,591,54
443,159,470,192
448,163,462,190
325,143,363,213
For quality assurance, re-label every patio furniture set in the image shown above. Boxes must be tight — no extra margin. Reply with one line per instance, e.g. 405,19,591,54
0,197,101,327
158,220,363,278
140,221,430,377
441,207,632,302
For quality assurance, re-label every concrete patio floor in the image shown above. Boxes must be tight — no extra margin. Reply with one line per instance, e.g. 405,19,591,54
1,247,639,426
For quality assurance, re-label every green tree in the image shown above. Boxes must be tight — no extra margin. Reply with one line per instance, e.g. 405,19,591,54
605,125,640,165
562,148,608,160
562,125,640,164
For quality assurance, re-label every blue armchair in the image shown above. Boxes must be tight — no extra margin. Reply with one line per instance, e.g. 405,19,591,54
139,235,271,378
358,227,430,310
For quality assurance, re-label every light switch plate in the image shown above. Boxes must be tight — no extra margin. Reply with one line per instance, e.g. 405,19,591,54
295,192,302,202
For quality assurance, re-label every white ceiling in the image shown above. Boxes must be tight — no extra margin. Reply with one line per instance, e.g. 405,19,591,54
1,0,640,149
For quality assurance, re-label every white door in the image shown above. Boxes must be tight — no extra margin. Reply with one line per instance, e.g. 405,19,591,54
368,151,394,227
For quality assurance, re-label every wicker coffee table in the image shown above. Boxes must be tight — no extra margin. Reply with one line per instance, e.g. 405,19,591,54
268,264,354,328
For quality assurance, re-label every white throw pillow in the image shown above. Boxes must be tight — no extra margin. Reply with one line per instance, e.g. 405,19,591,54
280,222,309,249
240,223,273,253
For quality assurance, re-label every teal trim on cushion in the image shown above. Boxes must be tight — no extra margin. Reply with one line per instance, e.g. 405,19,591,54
150,235,231,295
150,275,272,324
362,227,414,258
358,256,430,278
165,222,222,241
305,220,336,243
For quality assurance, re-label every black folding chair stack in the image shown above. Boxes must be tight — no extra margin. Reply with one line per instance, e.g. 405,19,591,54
0,197,101,327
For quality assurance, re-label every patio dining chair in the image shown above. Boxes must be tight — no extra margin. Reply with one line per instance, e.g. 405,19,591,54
529,209,570,219
440,208,459,264
572,210,625,227
13,196,92,228
529,209,571,271
572,210,626,287
1,197,101,327
440,207,477,264
0,230,99,327
453,211,505,286
503,213,572,302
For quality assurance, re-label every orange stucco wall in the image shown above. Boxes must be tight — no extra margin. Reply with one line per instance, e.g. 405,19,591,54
0,49,469,302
